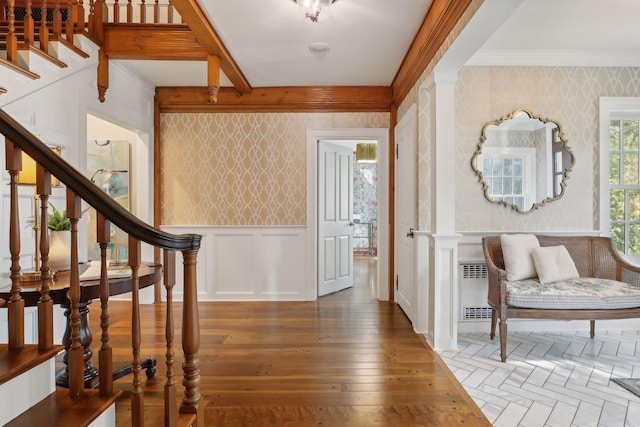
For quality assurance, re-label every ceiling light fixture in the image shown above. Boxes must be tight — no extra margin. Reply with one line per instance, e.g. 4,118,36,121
294,0,337,23
355,143,377,163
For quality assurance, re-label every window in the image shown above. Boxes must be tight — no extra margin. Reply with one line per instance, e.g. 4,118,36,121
608,117,640,255
599,98,640,261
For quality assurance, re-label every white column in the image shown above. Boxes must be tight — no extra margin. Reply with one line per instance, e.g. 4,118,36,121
424,71,460,351
429,71,457,233
428,234,459,350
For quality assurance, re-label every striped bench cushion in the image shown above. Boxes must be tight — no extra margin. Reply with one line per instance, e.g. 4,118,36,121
506,277,640,310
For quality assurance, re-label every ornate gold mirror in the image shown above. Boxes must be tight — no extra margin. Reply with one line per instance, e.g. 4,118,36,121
471,108,575,213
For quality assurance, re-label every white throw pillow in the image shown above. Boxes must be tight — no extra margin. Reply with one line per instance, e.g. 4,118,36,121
500,234,540,281
531,245,580,284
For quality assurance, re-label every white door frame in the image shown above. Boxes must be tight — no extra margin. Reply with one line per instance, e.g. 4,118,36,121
306,128,390,301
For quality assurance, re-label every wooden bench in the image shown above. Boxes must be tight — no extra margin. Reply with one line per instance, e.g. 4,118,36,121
482,234,640,362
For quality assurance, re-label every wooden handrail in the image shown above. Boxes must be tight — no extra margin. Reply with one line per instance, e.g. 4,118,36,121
0,109,201,252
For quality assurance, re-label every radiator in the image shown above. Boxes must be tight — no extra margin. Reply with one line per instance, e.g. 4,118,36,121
458,262,492,321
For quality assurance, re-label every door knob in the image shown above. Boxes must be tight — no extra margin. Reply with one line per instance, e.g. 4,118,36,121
348,222,355,226
406,228,415,238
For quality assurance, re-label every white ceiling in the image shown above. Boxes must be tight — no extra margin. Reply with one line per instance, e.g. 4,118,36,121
466,0,640,68
116,0,640,89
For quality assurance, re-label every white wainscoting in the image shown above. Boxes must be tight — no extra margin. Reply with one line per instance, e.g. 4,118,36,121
161,226,309,301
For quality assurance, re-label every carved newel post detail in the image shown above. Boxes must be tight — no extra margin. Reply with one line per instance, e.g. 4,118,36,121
208,55,220,104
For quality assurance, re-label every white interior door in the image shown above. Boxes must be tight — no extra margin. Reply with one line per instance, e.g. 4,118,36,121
394,104,417,323
318,142,354,297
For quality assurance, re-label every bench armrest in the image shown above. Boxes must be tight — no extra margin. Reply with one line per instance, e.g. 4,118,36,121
482,237,507,309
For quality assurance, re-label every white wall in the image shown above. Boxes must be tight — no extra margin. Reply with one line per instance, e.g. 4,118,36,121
0,47,156,271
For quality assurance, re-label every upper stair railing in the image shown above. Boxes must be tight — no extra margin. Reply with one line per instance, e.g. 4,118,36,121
1,0,183,63
1,107,201,425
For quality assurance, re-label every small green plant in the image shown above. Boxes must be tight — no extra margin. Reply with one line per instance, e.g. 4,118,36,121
47,204,71,231
27,203,71,231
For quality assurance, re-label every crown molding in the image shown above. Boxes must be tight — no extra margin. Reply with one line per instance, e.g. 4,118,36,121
466,50,640,68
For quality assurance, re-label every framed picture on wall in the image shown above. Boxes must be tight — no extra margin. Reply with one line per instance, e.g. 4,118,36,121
86,139,130,262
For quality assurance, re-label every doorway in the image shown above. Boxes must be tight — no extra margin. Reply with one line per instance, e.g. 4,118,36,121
305,128,389,301
317,141,355,297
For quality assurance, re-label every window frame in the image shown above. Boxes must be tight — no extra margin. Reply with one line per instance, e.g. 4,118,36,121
599,97,640,262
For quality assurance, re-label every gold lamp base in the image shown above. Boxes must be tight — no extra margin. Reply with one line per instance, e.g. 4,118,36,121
20,271,42,282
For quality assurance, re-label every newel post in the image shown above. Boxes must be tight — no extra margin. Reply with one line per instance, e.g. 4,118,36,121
180,247,201,422
92,0,107,42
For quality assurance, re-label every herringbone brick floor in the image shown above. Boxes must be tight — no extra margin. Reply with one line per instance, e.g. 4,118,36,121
439,330,640,426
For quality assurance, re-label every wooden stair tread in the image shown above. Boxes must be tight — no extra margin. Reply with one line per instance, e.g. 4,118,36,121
56,34,90,58
0,344,63,385
0,32,49,43
11,42,67,68
115,407,196,427
1,33,89,59
5,389,122,427
2,37,90,60
0,57,40,79
114,388,197,427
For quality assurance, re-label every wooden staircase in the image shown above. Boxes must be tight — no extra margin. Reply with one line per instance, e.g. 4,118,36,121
0,2,204,424
0,1,99,107
1,0,251,106
0,110,203,426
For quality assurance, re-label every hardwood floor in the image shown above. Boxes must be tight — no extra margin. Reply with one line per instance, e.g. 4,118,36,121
96,256,489,426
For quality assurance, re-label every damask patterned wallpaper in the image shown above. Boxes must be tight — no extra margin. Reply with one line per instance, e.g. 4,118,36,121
397,0,484,231
160,112,389,225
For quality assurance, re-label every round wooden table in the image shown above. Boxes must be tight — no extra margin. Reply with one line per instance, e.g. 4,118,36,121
0,263,163,388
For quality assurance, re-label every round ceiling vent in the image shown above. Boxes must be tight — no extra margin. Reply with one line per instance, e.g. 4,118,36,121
309,42,330,53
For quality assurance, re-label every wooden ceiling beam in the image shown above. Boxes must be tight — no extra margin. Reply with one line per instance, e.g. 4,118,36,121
156,86,392,113
391,0,472,106
104,24,209,60
170,0,252,94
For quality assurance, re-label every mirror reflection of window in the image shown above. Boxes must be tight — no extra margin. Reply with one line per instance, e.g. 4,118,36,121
479,147,535,212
